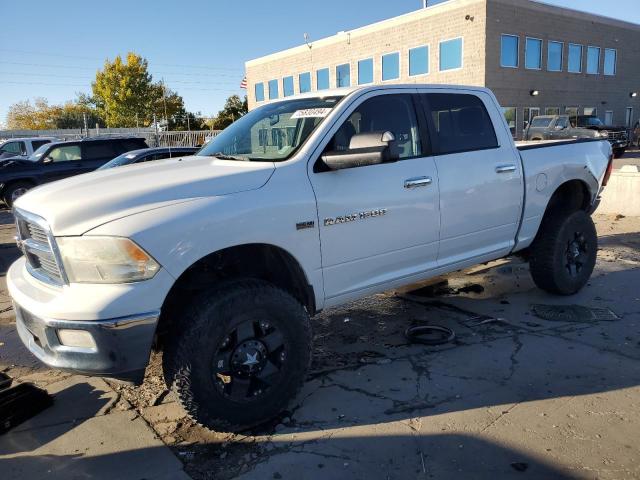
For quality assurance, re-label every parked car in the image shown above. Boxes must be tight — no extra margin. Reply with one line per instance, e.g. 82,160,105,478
524,114,628,158
0,137,57,160
0,136,148,207
9,85,612,432
99,147,199,170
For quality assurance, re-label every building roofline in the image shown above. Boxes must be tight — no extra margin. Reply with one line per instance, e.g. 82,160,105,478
246,0,639,69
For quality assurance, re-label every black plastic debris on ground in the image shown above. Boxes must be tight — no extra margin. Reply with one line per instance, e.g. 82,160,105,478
531,304,619,323
0,377,53,434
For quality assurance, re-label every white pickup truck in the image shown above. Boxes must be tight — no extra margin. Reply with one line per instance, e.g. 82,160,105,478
9,85,613,431
0,137,56,160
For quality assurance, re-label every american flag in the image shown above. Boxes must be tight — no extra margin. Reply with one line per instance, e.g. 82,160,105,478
240,76,247,89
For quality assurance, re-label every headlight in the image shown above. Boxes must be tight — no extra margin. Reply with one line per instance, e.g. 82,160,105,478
597,131,609,138
57,237,160,284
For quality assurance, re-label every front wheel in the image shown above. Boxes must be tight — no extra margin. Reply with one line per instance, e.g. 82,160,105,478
529,210,598,295
163,280,312,432
3,182,33,208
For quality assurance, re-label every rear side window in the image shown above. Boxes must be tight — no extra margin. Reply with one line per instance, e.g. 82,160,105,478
120,139,148,152
424,93,498,154
31,140,51,150
83,142,116,160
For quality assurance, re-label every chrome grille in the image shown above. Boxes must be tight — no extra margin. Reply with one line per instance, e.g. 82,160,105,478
607,131,627,141
14,209,65,285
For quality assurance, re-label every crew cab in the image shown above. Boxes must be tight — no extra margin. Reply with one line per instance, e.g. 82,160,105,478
8,85,612,432
0,136,148,207
524,114,628,158
0,137,56,160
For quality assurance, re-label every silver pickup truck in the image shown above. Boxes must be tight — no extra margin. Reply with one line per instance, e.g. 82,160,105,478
524,115,628,158
9,85,614,431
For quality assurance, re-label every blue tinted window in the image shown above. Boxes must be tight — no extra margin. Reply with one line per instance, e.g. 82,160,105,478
547,41,563,72
409,46,429,76
440,38,463,71
268,79,279,100
525,38,542,69
336,63,351,87
299,72,311,93
587,46,600,74
283,76,294,97
358,58,373,85
317,68,330,90
604,49,616,76
255,83,265,102
382,52,400,81
500,35,518,67
568,44,582,73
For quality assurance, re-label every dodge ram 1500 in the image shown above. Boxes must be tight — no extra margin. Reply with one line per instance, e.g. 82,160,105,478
8,85,613,431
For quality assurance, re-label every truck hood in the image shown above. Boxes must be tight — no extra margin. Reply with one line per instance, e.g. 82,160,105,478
582,125,627,132
15,156,275,236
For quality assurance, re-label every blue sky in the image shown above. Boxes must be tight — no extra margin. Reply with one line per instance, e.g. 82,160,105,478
1,0,638,127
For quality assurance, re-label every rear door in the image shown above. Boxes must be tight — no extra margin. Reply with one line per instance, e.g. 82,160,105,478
420,90,523,266
309,90,441,303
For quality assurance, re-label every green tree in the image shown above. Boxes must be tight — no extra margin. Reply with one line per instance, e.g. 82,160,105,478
91,52,185,128
211,95,248,130
6,98,102,130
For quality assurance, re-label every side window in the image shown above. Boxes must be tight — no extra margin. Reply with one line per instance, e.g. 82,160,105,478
425,93,498,154
329,94,423,160
556,117,569,129
120,139,146,152
31,140,51,150
2,141,26,155
48,145,82,162
83,142,116,160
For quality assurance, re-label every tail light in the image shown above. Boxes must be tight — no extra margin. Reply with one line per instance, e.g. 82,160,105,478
602,153,613,187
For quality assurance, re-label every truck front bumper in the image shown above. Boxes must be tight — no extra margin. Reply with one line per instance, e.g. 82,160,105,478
8,256,174,383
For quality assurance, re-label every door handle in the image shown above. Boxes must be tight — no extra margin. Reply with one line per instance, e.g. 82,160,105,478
495,165,517,174
404,176,432,189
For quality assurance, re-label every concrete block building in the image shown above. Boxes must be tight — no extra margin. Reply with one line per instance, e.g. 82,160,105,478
245,0,640,139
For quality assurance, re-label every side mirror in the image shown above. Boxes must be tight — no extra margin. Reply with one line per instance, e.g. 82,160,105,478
42,156,53,163
321,131,396,171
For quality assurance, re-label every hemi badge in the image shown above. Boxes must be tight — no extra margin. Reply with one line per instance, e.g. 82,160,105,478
296,221,315,231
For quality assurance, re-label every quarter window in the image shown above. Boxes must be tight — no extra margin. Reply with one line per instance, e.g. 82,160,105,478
500,35,519,68
255,83,265,102
525,38,542,70
409,46,429,76
268,79,279,100
382,52,400,81
31,140,51,150
336,63,351,88
283,76,294,97
568,44,583,73
604,49,617,76
426,93,498,154
439,38,463,71
317,68,330,90
330,94,422,160
547,41,563,72
358,58,374,85
299,72,311,93
587,46,600,74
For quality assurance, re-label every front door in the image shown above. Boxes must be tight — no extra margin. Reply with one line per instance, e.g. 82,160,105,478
309,91,440,303
420,91,523,266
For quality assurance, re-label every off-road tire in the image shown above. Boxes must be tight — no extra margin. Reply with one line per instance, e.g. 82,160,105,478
3,181,33,208
529,210,598,295
163,279,312,432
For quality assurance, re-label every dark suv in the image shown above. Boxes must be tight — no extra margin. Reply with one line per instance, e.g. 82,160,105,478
0,136,148,207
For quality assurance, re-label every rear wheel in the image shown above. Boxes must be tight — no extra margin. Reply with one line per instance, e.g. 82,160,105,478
163,279,312,432
613,148,626,159
529,210,598,295
3,182,33,208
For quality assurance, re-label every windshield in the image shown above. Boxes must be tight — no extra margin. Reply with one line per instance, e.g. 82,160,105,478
199,96,344,162
578,116,604,127
27,143,51,161
99,152,138,170
530,117,553,128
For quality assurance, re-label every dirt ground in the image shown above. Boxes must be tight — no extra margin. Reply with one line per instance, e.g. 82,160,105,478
1,211,640,479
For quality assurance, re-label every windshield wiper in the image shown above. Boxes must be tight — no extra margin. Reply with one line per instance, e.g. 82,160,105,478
206,152,249,161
